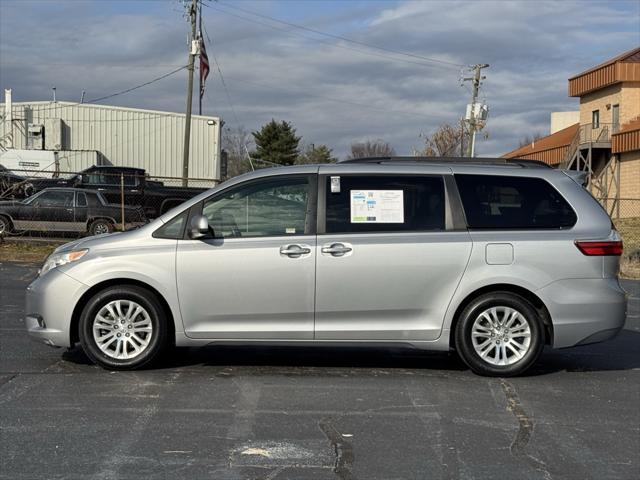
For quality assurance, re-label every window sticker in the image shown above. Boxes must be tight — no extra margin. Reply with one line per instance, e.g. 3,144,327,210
350,190,404,223
330,176,341,193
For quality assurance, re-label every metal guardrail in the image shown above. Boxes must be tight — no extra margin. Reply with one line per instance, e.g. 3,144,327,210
579,123,616,144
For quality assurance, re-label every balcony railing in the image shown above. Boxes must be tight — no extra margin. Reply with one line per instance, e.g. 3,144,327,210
578,123,618,144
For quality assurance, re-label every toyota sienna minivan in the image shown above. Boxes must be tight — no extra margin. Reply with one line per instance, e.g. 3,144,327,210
25,157,627,376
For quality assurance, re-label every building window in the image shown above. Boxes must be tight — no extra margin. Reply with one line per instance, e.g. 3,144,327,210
592,110,600,129
612,104,619,133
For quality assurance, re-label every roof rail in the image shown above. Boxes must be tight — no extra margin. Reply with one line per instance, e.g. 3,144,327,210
338,156,552,169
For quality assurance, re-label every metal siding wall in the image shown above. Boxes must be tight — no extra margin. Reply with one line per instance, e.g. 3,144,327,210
0,102,220,179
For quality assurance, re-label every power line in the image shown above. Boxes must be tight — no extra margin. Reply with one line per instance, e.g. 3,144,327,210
204,3,462,71
89,65,188,103
6,65,188,115
201,21,254,170
217,1,465,69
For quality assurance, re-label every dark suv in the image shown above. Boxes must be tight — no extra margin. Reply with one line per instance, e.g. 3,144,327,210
0,188,145,236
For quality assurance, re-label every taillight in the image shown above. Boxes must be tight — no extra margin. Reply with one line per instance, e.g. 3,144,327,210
575,240,623,256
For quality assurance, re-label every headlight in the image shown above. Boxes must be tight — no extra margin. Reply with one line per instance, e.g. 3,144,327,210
40,249,88,277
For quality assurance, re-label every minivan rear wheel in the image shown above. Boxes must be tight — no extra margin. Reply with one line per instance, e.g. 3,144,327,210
79,286,168,370
454,292,544,377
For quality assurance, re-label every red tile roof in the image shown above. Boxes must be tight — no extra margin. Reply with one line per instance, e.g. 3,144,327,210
503,123,579,163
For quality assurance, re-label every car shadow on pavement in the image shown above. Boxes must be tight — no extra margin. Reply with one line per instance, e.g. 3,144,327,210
529,328,640,375
60,328,640,376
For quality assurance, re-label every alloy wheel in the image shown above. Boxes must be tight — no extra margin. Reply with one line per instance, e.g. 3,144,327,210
92,300,153,360
471,306,532,366
94,223,109,235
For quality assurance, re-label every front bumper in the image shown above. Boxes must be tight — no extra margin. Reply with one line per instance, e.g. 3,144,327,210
537,278,627,348
25,269,89,348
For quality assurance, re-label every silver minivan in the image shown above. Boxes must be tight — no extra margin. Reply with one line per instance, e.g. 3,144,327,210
25,158,627,376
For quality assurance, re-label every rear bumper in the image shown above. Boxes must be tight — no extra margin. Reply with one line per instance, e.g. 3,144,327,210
25,269,89,348
537,278,627,348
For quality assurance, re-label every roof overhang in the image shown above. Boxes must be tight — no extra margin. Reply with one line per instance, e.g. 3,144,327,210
568,47,640,97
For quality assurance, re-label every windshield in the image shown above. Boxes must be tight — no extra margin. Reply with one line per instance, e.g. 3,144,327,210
21,191,43,205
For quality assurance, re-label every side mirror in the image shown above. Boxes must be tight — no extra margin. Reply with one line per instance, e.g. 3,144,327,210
189,214,212,239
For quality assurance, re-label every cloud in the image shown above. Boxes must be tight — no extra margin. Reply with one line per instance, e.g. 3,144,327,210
1,0,638,159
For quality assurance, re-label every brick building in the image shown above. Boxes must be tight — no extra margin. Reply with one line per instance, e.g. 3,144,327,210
503,47,640,216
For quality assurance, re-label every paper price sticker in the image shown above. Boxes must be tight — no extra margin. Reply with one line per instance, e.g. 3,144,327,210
350,190,404,223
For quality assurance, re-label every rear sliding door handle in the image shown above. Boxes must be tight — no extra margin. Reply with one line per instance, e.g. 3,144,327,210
321,243,352,257
280,244,311,258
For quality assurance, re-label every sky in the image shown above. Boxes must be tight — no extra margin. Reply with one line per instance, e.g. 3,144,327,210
0,0,639,159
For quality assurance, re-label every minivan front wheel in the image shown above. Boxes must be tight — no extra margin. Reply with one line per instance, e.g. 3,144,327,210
454,292,544,376
79,286,168,370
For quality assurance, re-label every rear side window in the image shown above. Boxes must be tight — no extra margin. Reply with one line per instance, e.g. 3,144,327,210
455,174,576,229
76,192,87,207
325,175,445,233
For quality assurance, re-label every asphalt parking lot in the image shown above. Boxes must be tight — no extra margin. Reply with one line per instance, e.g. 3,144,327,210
1,261,638,480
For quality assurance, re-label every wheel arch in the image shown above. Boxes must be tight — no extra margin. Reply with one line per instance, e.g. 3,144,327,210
70,278,176,347
87,216,117,226
448,283,553,348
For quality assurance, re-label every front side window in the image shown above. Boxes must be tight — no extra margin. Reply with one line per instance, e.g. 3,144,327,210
324,175,445,234
455,174,577,229
33,191,75,207
202,176,310,238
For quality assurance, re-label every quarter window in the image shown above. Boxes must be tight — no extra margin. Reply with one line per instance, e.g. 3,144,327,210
202,176,310,238
455,174,577,229
324,175,445,233
154,211,188,239
76,192,87,207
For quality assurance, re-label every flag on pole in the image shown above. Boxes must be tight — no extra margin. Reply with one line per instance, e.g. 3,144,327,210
199,38,210,99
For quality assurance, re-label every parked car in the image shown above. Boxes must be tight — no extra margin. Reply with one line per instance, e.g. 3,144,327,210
24,158,626,376
0,165,206,218
0,187,146,236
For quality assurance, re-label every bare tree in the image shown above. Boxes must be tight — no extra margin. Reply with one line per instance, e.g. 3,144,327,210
347,139,396,159
418,123,467,157
222,126,254,179
296,143,337,165
518,132,544,148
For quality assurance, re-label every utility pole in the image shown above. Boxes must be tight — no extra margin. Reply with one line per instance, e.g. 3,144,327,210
182,0,198,187
198,0,203,116
462,64,489,157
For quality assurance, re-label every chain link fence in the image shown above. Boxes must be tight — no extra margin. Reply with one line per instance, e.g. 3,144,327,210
0,168,217,238
601,198,640,279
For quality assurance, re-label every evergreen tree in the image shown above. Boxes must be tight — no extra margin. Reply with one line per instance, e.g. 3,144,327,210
251,119,301,166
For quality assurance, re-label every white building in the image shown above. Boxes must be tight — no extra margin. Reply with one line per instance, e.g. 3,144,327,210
0,99,222,181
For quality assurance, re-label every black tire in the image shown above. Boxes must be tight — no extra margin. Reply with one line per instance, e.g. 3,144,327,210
454,292,544,377
89,219,114,236
79,286,168,370
0,215,12,235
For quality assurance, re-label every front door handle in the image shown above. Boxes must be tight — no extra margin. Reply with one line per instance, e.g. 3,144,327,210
321,243,352,257
280,244,311,258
